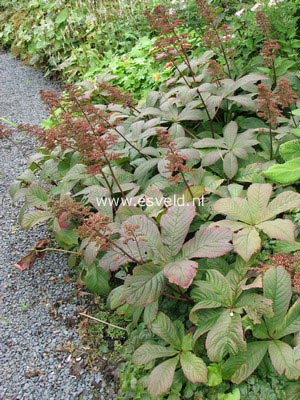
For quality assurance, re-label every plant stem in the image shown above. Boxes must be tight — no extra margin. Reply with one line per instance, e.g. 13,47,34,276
79,312,127,331
269,125,273,160
35,247,81,255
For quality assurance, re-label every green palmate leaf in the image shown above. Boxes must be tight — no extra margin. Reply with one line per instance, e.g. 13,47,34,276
280,140,300,161
206,311,247,362
256,219,295,242
223,121,238,146
148,356,179,399
213,197,253,225
82,263,111,296
246,318,270,339
144,301,158,325
192,309,224,338
246,183,273,224
55,228,78,246
223,152,238,179
235,293,273,324
163,260,198,289
123,264,165,307
21,210,52,229
182,185,205,203
181,333,193,352
84,241,100,266
222,341,269,384
268,340,300,380
274,299,300,339
235,162,270,183
132,343,178,365
150,312,183,350
180,351,208,384
181,226,232,260
264,158,300,184
107,286,124,310
273,241,300,253
265,190,300,219
26,185,49,208
263,267,292,335
196,269,232,304
160,205,196,257
233,227,261,262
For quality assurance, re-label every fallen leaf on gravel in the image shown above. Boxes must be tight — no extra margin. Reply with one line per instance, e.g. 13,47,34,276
15,239,50,271
24,369,43,378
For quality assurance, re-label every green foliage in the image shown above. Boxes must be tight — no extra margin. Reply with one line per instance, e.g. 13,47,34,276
3,1,300,399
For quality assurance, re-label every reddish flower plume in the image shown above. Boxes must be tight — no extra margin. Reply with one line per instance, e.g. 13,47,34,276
256,83,282,124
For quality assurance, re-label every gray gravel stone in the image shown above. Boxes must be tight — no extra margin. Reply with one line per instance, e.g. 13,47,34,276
0,52,115,400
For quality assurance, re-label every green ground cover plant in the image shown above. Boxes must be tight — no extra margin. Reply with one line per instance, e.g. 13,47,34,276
2,0,300,399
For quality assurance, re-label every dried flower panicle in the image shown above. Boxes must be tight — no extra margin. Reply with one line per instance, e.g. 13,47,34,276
261,39,280,68
293,270,300,294
40,90,64,113
0,123,13,139
97,83,134,108
255,11,280,70
146,6,191,68
50,198,90,218
196,0,217,24
256,83,283,124
76,212,111,249
258,253,300,294
50,198,90,226
196,0,234,75
256,11,271,37
22,86,121,175
122,224,142,245
275,78,298,109
207,60,225,83
145,6,183,35
157,129,190,182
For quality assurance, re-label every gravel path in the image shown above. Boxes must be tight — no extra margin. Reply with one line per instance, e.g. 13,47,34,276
0,52,115,400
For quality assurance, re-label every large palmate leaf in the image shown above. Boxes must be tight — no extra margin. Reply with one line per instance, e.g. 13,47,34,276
160,205,196,257
82,262,111,296
164,260,198,289
206,311,247,362
123,264,165,307
191,269,233,307
26,185,49,209
132,343,178,365
256,219,295,242
274,299,300,338
232,227,261,262
148,356,179,399
181,226,233,259
150,312,183,350
21,210,52,229
263,266,292,335
213,184,300,261
194,121,257,178
192,309,224,339
235,292,273,324
222,341,269,384
180,351,207,384
268,340,300,380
